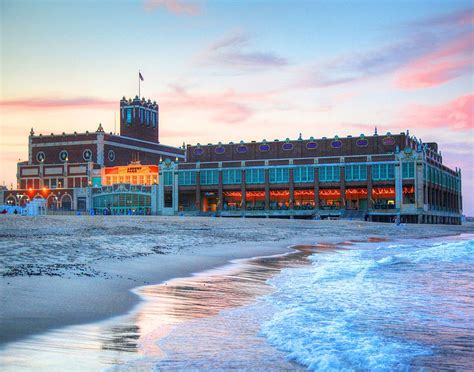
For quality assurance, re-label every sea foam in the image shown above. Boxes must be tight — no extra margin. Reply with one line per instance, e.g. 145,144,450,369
260,238,474,371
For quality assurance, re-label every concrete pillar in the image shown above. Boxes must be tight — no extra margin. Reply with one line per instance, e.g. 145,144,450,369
367,164,373,210
264,168,270,210
289,168,295,209
241,168,246,211
195,172,201,212
157,170,164,214
96,132,104,167
340,165,346,209
314,167,320,209
39,163,44,188
151,184,159,215
85,187,92,212
415,161,424,209
395,162,402,210
217,168,223,212
173,169,179,214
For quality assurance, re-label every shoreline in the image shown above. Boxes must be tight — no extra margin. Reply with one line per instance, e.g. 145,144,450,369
4,234,472,371
0,238,297,346
1,217,473,348
0,240,352,370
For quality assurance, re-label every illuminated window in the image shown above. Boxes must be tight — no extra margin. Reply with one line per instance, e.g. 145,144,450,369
126,109,132,124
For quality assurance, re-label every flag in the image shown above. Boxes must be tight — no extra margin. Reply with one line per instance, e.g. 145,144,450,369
139,72,144,81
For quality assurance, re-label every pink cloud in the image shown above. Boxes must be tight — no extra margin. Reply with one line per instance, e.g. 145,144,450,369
0,97,116,110
396,32,474,89
160,85,276,124
412,7,474,28
144,0,200,15
396,93,474,131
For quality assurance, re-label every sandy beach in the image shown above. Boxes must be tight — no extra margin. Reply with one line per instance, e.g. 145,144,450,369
1,216,473,349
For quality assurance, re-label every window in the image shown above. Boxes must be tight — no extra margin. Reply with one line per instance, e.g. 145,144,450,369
246,168,265,184
223,169,241,184
126,109,132,124
200,170,219,185
319,166,340,182
163,172,173,186
343,164,367,181
269,168,289,183
59,150,68,162
294,167,314,183
146,111,150,127
152,112,157,128
83,149,93,161
178,171,196,186
402,162,415,179
372,164,395,180
36,151,46,162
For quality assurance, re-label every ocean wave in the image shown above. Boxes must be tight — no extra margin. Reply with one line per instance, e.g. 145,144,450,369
261,238,474,371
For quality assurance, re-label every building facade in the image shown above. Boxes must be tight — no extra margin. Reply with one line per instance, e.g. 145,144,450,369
1,96,463,224
155,133,462,224
2,97,184,211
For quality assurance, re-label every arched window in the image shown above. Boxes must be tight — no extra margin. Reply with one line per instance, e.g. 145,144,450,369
6,195,16,206
47,194,59,209
61,194,72,210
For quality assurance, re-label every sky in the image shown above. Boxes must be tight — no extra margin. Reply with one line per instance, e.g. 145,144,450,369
0,0,473,214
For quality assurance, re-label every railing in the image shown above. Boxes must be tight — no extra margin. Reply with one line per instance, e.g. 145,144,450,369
373,204,396,210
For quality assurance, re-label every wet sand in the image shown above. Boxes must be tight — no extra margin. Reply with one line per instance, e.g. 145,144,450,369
0,242,351,370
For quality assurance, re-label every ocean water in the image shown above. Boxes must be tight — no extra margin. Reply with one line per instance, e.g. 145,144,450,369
148,235,474,371
260,236,474,370
1,236,473,371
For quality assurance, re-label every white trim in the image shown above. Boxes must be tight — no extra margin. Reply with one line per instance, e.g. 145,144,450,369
32,140,98,148
31,136,184,154
104,141,185,158
109,134,183,152
97,133,104,166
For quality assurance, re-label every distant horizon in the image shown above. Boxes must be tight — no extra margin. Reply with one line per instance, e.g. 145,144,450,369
1,0,472,214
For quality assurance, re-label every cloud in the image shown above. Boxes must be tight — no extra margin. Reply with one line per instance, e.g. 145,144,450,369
200,32,289,70
144,0,200,15
0,97,116,110
395,93,474,131
160,84,277,124
396,32,474,89
298,8,474,89
299,36,433,88
409,7,474,28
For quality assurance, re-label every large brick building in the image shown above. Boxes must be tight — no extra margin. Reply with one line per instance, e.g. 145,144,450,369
1,96,463,224
3,96,184,211
155,132,462,224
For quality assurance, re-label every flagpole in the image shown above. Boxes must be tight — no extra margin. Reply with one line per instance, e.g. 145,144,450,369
138,70,141,98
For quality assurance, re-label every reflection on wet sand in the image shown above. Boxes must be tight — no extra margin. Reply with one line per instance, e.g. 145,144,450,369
0,241,353,370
